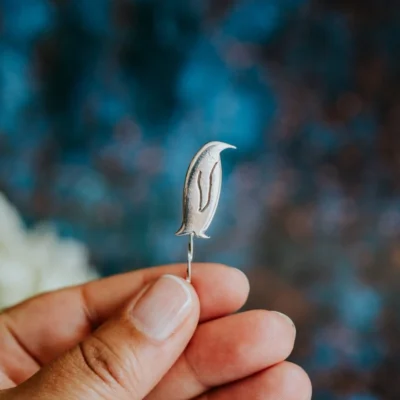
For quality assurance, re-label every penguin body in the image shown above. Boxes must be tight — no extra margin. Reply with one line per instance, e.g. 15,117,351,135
176,141,235,239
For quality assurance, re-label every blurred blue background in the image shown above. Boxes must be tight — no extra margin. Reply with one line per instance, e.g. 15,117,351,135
0,0,399,398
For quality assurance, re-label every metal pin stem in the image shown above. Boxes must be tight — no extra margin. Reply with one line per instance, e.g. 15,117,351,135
176,142,236,283
187,233,194,283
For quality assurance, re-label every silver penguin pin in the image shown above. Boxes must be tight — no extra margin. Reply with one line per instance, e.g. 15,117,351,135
176,141,236,282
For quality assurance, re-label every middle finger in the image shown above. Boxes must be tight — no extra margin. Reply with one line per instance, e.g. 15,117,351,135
146,309,296,400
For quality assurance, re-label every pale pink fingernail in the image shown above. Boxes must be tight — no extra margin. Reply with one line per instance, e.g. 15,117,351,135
131,275,192,341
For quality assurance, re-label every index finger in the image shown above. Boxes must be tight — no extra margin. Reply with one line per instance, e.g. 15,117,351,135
1,263,249,373
81,263,249,325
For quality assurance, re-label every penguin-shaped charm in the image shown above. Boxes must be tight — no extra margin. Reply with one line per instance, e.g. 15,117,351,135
176,141,236,238
176,141,236,282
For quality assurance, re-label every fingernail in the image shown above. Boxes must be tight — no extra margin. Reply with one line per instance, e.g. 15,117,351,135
131,275,192,341
272,311,296,336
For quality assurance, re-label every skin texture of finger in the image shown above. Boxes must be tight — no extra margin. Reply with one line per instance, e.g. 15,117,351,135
0,370,14,390
0,321,39,385
0,264,248,384
196,362,312,400
9,276,201,400
147,310,296,400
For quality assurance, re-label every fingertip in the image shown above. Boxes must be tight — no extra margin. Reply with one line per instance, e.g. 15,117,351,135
229,267,250,302
194,360,312,400
225,310,296,368
213,264,250,308
129,274,200,342
191,264,249,321
271,311,296,338
264,362,312,400
163,274,198,301
163,274,201,319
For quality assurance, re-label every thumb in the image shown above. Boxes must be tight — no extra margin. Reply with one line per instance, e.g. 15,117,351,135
11,274,199,400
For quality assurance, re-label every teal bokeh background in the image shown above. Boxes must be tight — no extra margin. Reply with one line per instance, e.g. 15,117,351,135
0,0,399,398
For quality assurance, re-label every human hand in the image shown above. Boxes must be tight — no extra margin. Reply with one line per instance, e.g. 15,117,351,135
0,264,311,399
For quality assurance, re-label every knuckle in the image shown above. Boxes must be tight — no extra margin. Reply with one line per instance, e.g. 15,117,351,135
78,334,142,394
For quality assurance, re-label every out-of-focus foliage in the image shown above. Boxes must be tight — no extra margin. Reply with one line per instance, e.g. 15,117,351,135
0,0,399,397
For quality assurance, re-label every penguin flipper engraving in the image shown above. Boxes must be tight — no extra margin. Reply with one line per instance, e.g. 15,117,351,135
175,224,189,236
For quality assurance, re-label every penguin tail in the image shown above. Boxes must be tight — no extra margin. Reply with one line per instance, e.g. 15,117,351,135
197,231,210,239
175,226,210,239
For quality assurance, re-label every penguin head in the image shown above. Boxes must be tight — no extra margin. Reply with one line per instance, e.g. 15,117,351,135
206,141,236,161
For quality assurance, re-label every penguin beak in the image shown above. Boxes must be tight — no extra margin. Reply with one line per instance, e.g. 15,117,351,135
214,142,236,151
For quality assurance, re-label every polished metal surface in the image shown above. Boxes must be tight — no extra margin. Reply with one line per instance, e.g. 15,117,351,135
176,141,236,282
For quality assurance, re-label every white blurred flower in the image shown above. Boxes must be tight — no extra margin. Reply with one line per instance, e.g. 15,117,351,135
0,193,98,309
